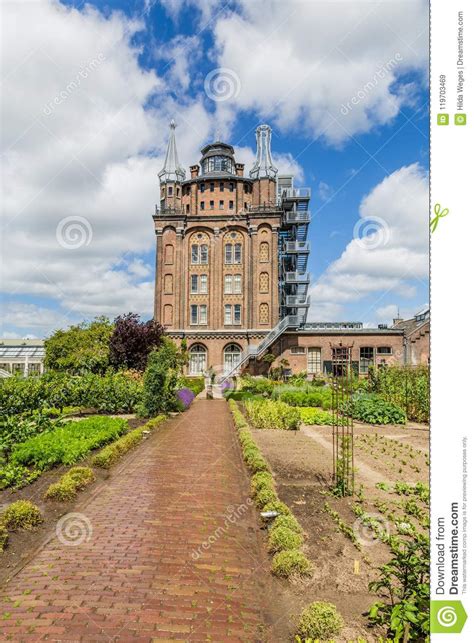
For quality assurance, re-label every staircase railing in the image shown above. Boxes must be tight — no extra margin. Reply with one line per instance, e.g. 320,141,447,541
218,315,300,382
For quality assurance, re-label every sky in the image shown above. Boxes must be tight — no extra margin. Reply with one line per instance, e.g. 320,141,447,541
0,0,429,338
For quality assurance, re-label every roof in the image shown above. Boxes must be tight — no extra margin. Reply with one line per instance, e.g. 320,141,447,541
0,339,45,360
392,307,430,335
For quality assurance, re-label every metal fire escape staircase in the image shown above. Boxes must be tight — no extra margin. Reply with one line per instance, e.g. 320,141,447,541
220,185,311,380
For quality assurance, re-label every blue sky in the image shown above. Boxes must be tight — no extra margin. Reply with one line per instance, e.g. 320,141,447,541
1,0,429,337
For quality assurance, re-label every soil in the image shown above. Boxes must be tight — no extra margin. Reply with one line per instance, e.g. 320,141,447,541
249,418,429,642
0,415,148,586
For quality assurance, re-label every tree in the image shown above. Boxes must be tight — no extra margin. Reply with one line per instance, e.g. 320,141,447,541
109,313,164,372
44,317,113,374
140,339,180,416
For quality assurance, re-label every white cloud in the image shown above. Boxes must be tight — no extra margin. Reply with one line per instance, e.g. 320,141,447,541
309,163,428,321
210,0,428,144
0,0,215,328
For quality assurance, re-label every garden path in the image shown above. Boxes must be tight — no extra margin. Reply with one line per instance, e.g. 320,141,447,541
0,400,269,641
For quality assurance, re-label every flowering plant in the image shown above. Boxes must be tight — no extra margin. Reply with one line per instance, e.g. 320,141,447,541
175,387,195,410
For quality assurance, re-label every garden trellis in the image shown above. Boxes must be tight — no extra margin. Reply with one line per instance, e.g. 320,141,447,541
331,344,354,496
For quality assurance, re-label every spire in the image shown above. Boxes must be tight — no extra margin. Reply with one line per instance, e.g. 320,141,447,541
158,120,186,182
249,124,278,179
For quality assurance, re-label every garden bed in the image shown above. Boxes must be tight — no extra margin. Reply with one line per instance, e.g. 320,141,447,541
240,404,429,641
0,414,169,586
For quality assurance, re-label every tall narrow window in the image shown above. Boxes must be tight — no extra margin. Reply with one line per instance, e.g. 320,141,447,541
200,244,208,264
200,201,204,210
164,274,173,294
234,274,242,294
191,274,198,293
219,200,224,209
259,242,269,262
200,274,208,293
190,305,198,325
224,304,232,325
200,183,205,192
229,200,234,209
210,200,214,209
307,348,322,374
224,274,233,293
259,272,269,293
229,182,234,192
259,303,269,324
225,244,233,264
168,186,173,195
199,305,207,325
164,244,174,264
234,304,241,325
191,245,199,264
234,243,242,264
219,182,224,192
210,182,215,192
163,304,173,326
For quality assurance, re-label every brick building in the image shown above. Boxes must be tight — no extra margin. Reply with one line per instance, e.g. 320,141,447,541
391,307,430,366
153,122,407,377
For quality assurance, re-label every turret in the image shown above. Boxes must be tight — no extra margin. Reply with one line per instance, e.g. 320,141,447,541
250,124,278,206
158,120,185,211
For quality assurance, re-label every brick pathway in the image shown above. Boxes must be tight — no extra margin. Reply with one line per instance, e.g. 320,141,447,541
0,401,269,641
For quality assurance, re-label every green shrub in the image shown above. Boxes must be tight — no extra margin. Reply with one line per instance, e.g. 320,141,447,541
255,485,279,509
240,376,275,396
369,365,429,423
271,550,313,578
11,416,127,470
299,407,334,425
0,410,62,455
250,472,275,496
276,388,332,408
296,601,344,640
224,390,255,402
270,514,303,535
343,394,406,425
245,399,301,431
45,466,95,501
140,340,180,416
92,415,165,468
0,371,142,417
268,526,304,553
1,500,43,531
262,500,291,516
0,524,8,551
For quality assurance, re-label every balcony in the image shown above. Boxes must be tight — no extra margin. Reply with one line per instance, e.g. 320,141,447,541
284,271,310,284
281,188,311,199
284,241,310,254
285,295,310,308
284,211,311,224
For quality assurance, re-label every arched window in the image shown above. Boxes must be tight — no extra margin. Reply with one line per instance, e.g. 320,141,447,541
223,231,243,264
223,343,242,375
259,241,269,262
259,272,269,293
189,344,207,375
259,303,270,324
190,232,209,265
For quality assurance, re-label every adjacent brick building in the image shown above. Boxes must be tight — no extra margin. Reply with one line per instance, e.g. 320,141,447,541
153,122,411,377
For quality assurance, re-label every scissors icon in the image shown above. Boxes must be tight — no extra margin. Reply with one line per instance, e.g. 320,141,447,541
430,203,449,233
